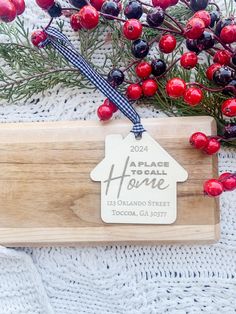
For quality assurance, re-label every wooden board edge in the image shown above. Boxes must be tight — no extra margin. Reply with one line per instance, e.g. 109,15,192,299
0,116,216,143
0,224,220,246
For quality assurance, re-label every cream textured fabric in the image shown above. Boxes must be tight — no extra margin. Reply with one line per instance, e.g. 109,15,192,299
0,0,235,313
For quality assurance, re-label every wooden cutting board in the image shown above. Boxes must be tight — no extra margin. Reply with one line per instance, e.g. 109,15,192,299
0,116,219,246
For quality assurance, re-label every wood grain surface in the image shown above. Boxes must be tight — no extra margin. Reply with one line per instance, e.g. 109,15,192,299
0,116,219,245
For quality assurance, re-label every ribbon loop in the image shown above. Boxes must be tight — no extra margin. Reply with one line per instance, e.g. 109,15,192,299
131,121,146,139
43,27,145,138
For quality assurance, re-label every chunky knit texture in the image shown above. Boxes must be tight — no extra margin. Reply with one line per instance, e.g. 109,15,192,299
0,0,235,313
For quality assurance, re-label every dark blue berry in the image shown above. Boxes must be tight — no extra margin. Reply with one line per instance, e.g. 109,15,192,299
101,1,120,19
69,0,87,8
107,69,124,86
124,1,143,19
151,59,166,76
146,7,164,27
223,123,236,139
131,39,149,58
209,11,220,28
190,0,209,11
232,54,236,65
213,67,235,86
197,31,215,50
47,2,62,17
186,38,201,53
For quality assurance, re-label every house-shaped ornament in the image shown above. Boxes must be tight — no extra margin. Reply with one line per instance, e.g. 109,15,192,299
91,132,188,225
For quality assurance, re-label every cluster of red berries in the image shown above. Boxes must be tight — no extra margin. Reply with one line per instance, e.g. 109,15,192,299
166,78,203,106
189,132,221,155
97,98,118,121
0,0,25,22
31,0,236,116
204,173,236,197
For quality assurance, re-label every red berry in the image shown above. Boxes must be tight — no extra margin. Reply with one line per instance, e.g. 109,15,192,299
220,25,236,44
166,78,186,98
103,98,118,113
203,138,221,155
193,10,211,27
0,0,17,22
180,52,198,69
213,49,231,65
206,63,221,80
204,179,223,197
78,5,99,30
90,0,105,11
10,0,25,15
126,84,143,100
123,19,142,40
70,13,82,31
185,17,205,40
169,0,178,5
151,0,171,9
97,104,113,121
31,29,47,47
142,79,158,97
189,132,208,149
159,34,177,53
135,62,152,79
36,0,54,9
219,172,236,191
221,98,236,117
184,87,203,106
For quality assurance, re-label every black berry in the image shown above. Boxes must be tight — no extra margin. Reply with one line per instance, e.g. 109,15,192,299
69,0,87,8
223,80,236,96
186,38,201,53
232,54,236,65
223,123,236,139
107,69,124,86
101,1,120,19
151,59,167,76
209,11,220,28
215,18,233,36
131,39,149,58
47,2,62,17
124,1,143,19
146,7,164,27
213,66,235,86
197,31,215,50
190,0,209,11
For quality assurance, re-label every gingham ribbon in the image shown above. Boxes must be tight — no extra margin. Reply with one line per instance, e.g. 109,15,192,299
43,27,145,138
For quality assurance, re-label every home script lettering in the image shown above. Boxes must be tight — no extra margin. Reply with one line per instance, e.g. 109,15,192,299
90,133,188,224
104,157,170,199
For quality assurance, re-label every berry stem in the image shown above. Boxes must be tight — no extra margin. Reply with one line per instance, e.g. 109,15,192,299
157,57,181,78
136,0,153,8
99,12,183,35
186,82,225,92
209,1,220,11
142,23,182,35
179,0,192,10
213,33,234,53
45,17,54,30
164,12,184,33
61,7,79,11
122,60,139,72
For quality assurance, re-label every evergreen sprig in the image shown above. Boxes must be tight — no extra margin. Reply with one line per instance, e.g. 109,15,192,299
0,5,235,146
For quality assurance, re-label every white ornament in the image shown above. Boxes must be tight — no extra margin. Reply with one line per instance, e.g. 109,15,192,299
91,132,188,224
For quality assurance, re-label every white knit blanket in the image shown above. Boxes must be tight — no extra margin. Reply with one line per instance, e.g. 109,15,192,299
0,1,235,313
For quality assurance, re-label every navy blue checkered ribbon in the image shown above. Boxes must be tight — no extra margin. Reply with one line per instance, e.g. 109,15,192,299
43,27,145,138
